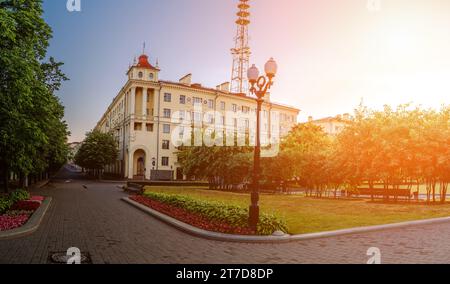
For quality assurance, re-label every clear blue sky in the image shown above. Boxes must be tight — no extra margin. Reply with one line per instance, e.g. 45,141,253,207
43,0,450,142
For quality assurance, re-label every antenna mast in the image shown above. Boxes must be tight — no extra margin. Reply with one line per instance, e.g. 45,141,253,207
230,0,251,94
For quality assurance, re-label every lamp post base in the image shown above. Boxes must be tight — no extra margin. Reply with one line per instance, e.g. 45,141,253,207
249,205,260,232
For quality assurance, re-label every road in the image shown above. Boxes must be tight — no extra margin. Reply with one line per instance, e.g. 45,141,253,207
1,167,450,264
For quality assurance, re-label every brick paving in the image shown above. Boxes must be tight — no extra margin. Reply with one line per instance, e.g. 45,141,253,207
1,174,450,264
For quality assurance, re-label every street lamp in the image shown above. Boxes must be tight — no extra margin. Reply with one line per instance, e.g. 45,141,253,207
247,58,278,232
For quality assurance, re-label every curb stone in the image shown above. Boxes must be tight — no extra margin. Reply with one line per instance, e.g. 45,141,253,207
0,197,52,240
122,197,450,243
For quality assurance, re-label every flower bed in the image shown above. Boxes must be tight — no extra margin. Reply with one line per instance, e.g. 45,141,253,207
0,189,44,232
132,192,288,236
11,200,41,211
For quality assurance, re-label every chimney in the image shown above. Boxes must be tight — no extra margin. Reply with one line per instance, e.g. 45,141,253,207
179,74,192,85
220,82,230,92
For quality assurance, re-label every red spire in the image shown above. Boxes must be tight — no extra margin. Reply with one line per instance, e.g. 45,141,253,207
136,54,159,71
137,54,153,69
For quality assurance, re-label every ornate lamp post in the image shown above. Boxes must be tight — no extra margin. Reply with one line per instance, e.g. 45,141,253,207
247,58,278,232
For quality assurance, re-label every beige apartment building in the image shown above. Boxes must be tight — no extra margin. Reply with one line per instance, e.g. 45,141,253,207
95,53,299,181
307,114,352,136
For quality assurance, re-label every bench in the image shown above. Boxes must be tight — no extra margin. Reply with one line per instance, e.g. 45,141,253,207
124,183,144,195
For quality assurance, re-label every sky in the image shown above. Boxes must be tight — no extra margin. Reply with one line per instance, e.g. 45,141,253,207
42,0,450,142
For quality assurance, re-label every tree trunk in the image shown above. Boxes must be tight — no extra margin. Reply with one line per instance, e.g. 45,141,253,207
441,182,448,204
2,165,9,193
432,180,436,203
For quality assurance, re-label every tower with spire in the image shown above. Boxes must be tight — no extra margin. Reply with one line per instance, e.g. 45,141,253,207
127,47,160,82
230,0,251,95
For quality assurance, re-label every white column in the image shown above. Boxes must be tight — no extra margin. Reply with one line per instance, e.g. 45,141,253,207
130,87,136,116
142,88,147,119
128,153,134,180
145,154,151,180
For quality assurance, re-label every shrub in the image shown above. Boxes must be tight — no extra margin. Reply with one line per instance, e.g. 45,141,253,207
0,197,13,215
143,192,289,235
10,189,30,203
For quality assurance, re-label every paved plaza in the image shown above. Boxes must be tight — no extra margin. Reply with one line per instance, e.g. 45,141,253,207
1,169,449,264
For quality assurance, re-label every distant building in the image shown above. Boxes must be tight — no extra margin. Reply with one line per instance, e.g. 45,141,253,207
306,114,352,136
95,52,299,181
68,142,81,162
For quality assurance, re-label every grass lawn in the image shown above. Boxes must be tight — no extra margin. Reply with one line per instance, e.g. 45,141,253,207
144,186,450,235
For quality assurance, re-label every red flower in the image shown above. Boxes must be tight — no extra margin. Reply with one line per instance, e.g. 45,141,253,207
130,196,255,235
0,215,29,231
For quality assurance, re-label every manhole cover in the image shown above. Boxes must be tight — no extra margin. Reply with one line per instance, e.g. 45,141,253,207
48,252,92,264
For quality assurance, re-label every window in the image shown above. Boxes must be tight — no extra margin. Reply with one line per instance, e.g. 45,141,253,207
193,112,202,123
180,95,186,104
146,123,154,132
193,97,202,105
207,114,214,124
220,116,225,125
164,93,172,102
208,99,214,109
162,140,170,150
138,72,143,79
220,101,226,111
242,106,250,114
163,108,171,118
162,157,169,167
178,110,186,121
163,124,171,134
149,73,154,80
245,119,250,129
179,126,185,138
232,104,238,113
134,123,142,131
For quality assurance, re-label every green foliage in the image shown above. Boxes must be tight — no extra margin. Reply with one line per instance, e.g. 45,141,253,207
74,131,119,174
0,189,30,214
0,0,70,192
177,145,253,190
9,189,30,203
269,104,449,202
0,196,13,214
144,192,289,235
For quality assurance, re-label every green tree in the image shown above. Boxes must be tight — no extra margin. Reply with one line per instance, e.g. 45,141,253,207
74,131,119,180
177,145,253,190
0,0,69,192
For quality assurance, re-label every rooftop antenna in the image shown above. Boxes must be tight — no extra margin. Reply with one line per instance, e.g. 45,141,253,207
143,42,146,54
230,0,251,95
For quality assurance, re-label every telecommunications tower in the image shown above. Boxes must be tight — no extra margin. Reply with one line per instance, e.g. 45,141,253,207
230,0,251,94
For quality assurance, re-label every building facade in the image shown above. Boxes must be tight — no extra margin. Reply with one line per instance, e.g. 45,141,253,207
95,53,299,181
307,114,352,136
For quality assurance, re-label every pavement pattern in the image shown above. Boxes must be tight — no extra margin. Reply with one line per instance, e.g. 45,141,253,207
1,168,450,264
